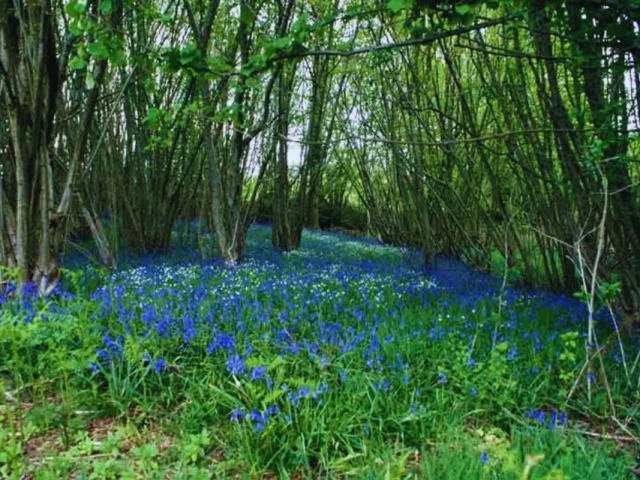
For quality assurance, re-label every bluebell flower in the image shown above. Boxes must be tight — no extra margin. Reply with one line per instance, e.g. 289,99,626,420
438,373,447,384
207,332,235,354
266,405,280,417
481,451,489,465
298,386,310,398
251,366,267,381
156,319,169,337
249,409,263,422
226,354,246,375
471,387,477,397
549,410,557,430
96,349,109,360
154,358,166,374
230,407,245,422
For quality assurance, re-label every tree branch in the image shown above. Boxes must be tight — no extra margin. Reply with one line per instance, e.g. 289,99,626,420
277,13,524,60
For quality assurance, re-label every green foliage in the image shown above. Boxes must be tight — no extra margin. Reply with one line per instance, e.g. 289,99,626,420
387,0,414,13
0,229,636,477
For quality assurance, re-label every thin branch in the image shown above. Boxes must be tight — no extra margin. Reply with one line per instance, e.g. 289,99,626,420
279,127,637,147
276,13,525,60
455,41,570,61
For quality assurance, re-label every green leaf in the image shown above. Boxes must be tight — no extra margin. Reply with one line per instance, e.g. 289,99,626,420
144,108,162,125
69,56,89,71
239,4,256,25
388,0,413,13
99,0,113,14
69,20,84,36
65,0,87,18
291,13,310,33
160,14,173,25
88,42,109,59
111,48,127,67
455,4,472,15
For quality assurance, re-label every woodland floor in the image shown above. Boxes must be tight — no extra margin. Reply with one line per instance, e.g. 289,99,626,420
0,225,638,479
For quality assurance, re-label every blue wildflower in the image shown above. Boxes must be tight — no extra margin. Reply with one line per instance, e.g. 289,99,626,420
230,407,245,422
251,366,267,381
207,332,235,354
481,451,489,465
154,358,166,374
559,412,567,426
266,405,280,417
298,386,311,398
549,410,557,430
249,409,263,422
226,354,246,375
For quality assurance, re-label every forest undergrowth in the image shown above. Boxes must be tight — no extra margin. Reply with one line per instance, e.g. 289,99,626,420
0,225,638,479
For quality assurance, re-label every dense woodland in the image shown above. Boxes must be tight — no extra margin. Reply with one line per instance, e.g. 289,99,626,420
1,0,639,315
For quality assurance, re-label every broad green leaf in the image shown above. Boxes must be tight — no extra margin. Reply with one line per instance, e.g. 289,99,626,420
111,48,127,67
88,42,109,59
65,0,87,18
144,108,162,125
388,0,413,13
69,21,84,36
239,4,256,25
99,0,113,14
455,4,472,15
69,56,88,71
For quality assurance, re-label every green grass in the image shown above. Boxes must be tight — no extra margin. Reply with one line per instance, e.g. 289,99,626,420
0,226,637,478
